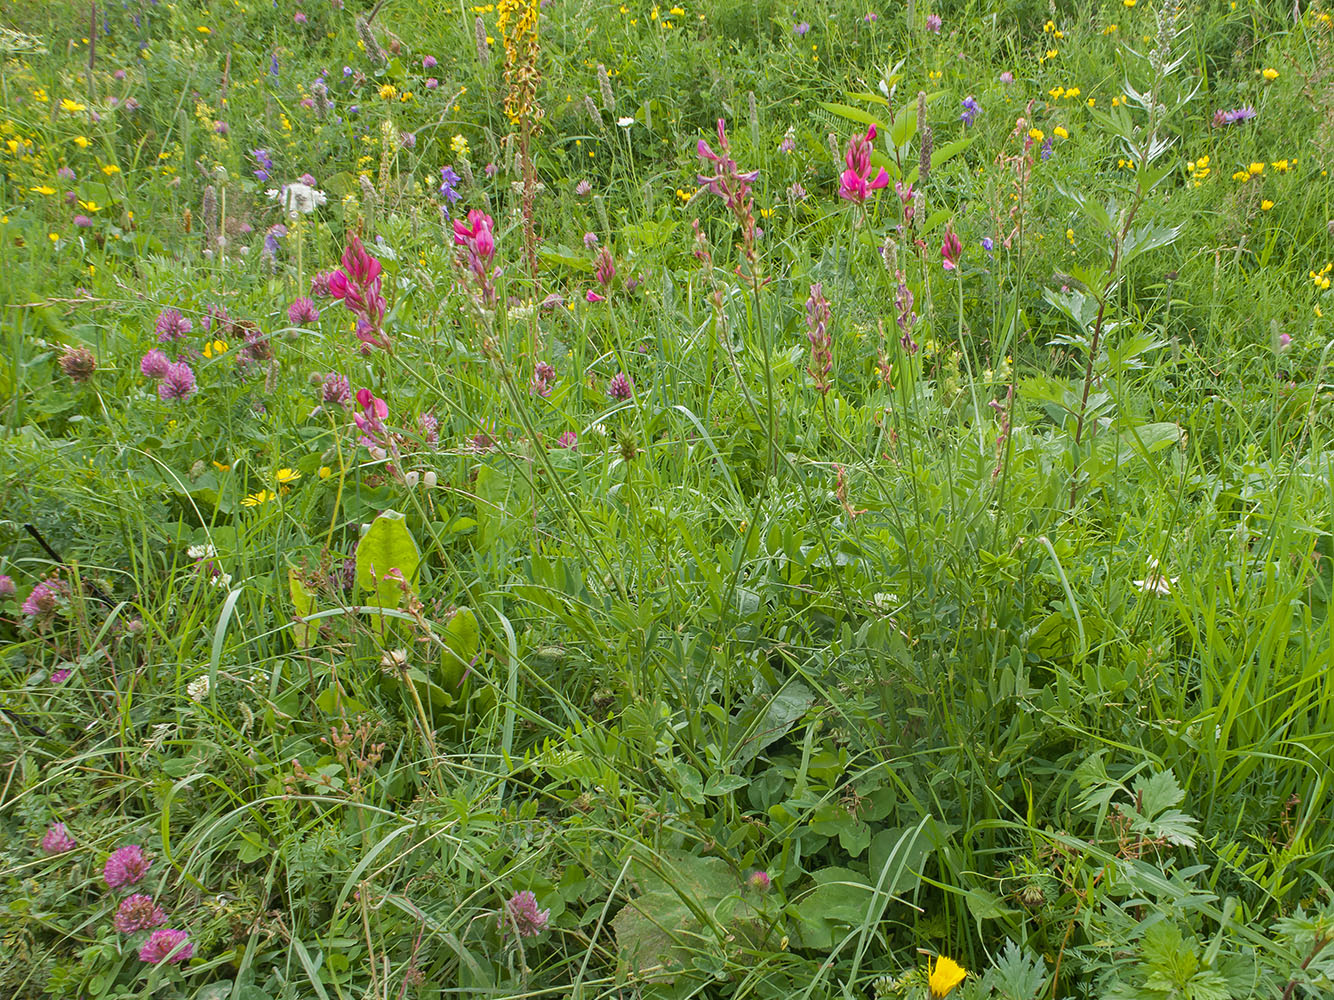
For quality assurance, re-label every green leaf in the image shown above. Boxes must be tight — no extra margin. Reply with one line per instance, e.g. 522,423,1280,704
288,569,317,649
817,101,889,133
355,510,419,610
703,773,748,796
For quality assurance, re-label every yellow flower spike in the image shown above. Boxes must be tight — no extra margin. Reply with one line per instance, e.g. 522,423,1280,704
928,956,968,998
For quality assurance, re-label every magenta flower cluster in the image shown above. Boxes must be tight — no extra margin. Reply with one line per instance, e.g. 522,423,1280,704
498,890,550,938
453,209,498,306
329,235,389,353
839,124,889,204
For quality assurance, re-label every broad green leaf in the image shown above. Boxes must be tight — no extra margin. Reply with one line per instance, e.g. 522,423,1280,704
288,569,317,649
355,510,419,610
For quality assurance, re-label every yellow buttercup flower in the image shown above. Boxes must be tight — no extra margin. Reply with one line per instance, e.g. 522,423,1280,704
318,466,332,479
928,956,968,998
1261,200,1274,211
1262,67,1279,81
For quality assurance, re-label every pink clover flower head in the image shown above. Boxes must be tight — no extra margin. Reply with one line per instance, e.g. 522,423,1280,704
422,55,437,69
999,71,1014,84
607,372,633,400
309,270,334,297
22,579,66,620
294,11,308,23
925,13,942,32
104,844,151,888
575,179,592,196
158,361,197,401
138,928,193,964
839,124,890,204
155,308,193,342
73,214,93,228
0,574,14,598
41,822,76,855
556,430,577,449
748,870,772,891
940,222,963,271
288,297,320,324
114,894,167,934
50,667,72,684
498,890,549,938
140,349,171,378
322,372,351,405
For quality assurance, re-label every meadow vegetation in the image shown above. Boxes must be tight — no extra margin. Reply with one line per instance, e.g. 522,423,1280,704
2,0,1334,997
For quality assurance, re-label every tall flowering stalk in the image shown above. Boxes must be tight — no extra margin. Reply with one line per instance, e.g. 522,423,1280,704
838,124,889,204
453,209,498,307
498,0,542,291
328,235,390,353
696,119,760,282
805,283,832,395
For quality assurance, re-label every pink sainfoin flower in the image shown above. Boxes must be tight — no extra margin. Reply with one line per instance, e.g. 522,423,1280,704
114,894,167,933
41,823,76,855
696,119,760,268
839,124,890,204
585,289,605,303
159,361,197,401
288,297,320,324
607,372,633,400
329,235,390,352
498,890,549,938
155,308,193,342
310,270,335,297
940,222,962,270
595,247,616,287
140,349,171,379
452,209,498,306
104,844,151,888
805,282,833,394
138,928,193,964
354,388,392,458
583,231,599,249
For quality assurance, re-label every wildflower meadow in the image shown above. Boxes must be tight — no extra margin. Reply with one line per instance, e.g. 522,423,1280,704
4,0,1334,997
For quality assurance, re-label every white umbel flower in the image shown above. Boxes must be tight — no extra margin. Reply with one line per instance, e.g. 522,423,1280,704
268,182,328,216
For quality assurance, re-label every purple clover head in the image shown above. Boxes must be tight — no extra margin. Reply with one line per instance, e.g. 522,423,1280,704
159,362,197,401
499,890,549,938
41,823,77,855
138,928,193,965
607,372,633,401
104,844,151,888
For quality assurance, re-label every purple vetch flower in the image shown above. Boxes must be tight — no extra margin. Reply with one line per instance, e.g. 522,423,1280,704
141,350,171,378
926,13,942,32
114,894,168,933
73,214,93,228
960,95,980,126
583,231,600,249
138,928,193,964
778,126,796,154
1041,136,1053,161
214,120,230,135
50,667,72,684
155,308,193,342
41,823,76,855
981,236,994,252
104,844,151,888
555,430,577,449
607,372,633,400
159,362,197,401
498,890,549,938
288,297,320,324
263,223,288,262
794,21,810,35
322,372,351,405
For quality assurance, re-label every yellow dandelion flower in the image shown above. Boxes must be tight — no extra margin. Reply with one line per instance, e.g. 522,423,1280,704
670,5,684,13
1087,97,1096,107
276,468,301,485
1065,87,1080,99
241,490,277,507
928,956,968,998
60,99,86,113
1048,86,1065,99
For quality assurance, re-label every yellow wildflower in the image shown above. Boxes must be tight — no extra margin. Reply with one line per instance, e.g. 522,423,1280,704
379,83,397,100
1053,125,1069,139
241,490,277,507
1261,200,1274,211
1272,159,1290,172
30,185,56,195
73,135,90,148
60,99,86,113
276,468,301,485
1248,162,1264,175
101,164,121,175
451,134,470,157
1028,128,1044,142
318,466,332,479
1262,67,1279,81
202,339,228,358
928,956,968,998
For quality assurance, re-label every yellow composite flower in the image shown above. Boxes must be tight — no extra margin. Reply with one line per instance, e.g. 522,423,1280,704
1261,200,1274,211
1262,67,1279,81
241,489,276,507
928,955,968,998
275,467,301,485
60,99,86,113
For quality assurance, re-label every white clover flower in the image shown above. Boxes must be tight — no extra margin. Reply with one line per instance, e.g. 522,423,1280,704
1133,556,1178,595
617,116,635,127
186,543,216,559
187,676,210,702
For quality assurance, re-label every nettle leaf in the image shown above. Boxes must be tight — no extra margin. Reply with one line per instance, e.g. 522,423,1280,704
355,510,420,610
